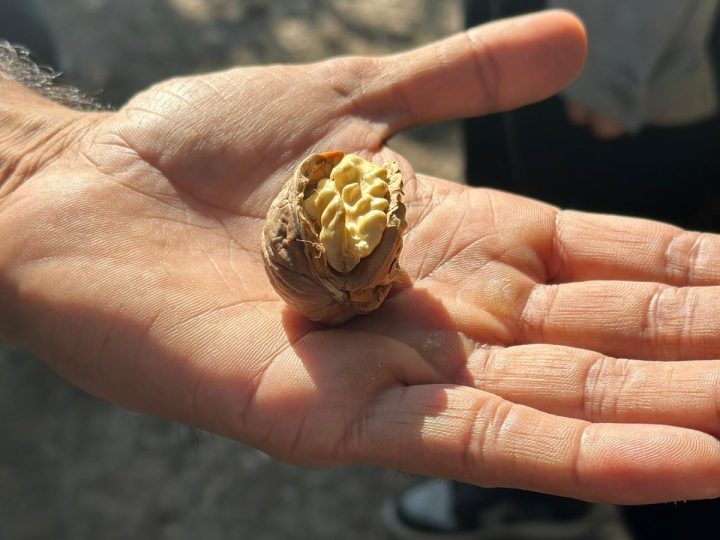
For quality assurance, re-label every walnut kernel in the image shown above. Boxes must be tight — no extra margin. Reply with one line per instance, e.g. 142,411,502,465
262,151,407,324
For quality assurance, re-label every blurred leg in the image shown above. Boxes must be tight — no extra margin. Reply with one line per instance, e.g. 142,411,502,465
464,1,720,232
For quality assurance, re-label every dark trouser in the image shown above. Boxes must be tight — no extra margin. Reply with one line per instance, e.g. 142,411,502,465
464,2,720,539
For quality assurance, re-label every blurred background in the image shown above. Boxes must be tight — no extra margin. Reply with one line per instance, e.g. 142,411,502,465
0,1,462,539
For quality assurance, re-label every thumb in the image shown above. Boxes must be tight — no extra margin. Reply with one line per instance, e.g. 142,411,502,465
342,10,586,137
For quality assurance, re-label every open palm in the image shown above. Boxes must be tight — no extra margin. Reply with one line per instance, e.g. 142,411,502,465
4,12,720,504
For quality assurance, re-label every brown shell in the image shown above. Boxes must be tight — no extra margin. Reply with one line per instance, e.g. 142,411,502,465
262,151,407,325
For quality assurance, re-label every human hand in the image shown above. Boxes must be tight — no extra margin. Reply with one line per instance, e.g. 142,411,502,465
565,99,627,139
3,11,720,505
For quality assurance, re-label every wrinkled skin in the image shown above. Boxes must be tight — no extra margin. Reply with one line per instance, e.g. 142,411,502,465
3,12,720,504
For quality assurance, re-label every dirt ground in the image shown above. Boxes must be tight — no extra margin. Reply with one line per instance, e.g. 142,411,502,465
39,0,465,182
1,1,463,539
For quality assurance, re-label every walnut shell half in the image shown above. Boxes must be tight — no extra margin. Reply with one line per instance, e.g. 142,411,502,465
262,151,407,325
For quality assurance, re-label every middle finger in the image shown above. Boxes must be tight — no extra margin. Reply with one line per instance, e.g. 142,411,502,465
520,281,720,360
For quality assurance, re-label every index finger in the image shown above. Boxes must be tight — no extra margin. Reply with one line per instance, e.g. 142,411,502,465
546,210,720,286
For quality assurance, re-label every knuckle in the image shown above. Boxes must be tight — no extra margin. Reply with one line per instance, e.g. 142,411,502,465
644,285,692,359
463,29,502,112
582,355,628,422
463,396,513,484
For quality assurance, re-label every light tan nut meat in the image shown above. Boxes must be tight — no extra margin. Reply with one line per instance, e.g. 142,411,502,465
262,151,407,324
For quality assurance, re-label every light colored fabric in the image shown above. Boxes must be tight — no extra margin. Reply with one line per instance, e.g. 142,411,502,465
398,479,459,531
549,0,719,130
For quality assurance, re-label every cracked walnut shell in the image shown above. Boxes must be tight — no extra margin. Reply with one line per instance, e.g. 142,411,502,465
262,151,407,324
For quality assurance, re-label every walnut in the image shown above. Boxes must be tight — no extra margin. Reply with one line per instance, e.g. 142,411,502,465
262,151,407,324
